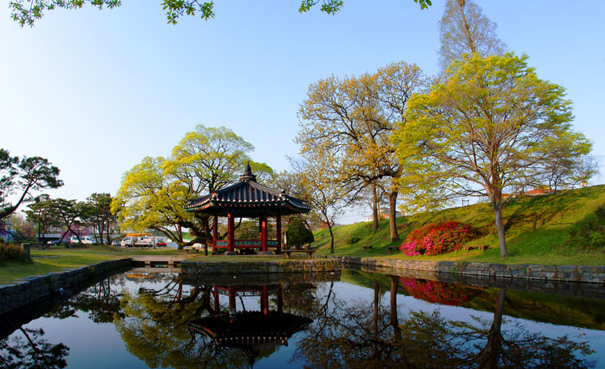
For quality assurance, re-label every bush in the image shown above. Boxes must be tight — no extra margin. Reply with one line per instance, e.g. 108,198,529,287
347,237,361,245
286,218,314,249
567,205,605,249
400,221,477,256
0,243,32,263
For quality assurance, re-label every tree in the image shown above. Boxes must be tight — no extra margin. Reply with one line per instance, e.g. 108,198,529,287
395,53,593,258
26,194,61,242
8,212,35,239
286,217,315,248
297,62,427,242
438,0,506,71
288,158,349,253
112,125,273,248
10,0,433,27
48,198,85,244
0,149,63,221
111,156,196,248
81,193,117,244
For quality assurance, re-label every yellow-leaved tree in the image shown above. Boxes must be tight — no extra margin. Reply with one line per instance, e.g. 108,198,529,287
112,125,273,248
296,62,427,242
395,53,593,258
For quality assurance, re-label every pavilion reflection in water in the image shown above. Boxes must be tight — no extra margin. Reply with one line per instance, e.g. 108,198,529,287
188,283,312,359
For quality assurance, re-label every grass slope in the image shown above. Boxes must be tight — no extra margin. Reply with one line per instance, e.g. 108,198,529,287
313,185,605,265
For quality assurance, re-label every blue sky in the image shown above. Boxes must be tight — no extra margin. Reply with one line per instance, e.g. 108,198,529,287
1,0,604,223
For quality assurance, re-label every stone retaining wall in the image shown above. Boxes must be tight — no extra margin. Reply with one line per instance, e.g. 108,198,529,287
339,257,605,285
181,258,341,277
0,258,131,315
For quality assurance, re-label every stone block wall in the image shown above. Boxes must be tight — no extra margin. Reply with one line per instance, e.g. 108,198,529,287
339,257,605,285
0,258,131,315
181,258,341,277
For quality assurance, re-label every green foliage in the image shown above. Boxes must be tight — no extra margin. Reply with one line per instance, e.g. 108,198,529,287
113,124,273,247
287,218,314,248
0,148,63,220
0,243,31,263
397,53,592,258
10,0,432,26
567,205,605,250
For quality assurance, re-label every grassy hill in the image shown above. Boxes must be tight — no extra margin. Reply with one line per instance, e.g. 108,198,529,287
312,184,605,265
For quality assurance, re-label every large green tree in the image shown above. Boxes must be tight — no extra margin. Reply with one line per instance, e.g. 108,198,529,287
10,0,432,27
395,53,593,258
112,125,273,248
0,149,63,221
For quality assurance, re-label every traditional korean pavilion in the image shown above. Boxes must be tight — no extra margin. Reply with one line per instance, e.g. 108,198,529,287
184,163,311,254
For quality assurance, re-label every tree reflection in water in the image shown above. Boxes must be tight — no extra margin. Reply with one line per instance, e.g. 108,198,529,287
114,274,334,369
293,277,596,369
0,327,69,368
0,272,598,368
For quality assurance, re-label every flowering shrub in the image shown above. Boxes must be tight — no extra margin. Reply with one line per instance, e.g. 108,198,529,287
400,277,482,306
400,221,477,256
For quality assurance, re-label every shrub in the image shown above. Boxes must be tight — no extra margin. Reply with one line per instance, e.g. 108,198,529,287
567,205,605,250
347,237,361,245
286,218,314,249
400,221,477,256
0,243,32,263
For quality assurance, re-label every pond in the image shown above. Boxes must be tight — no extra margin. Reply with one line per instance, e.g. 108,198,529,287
1,267,604,368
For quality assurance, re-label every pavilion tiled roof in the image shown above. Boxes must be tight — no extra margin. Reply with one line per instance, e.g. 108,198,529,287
184,164,311,216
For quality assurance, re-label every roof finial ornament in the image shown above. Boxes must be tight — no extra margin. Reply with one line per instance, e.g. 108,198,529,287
239,161,257,182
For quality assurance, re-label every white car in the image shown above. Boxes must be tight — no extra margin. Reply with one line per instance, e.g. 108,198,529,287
120,237,137,247
70,235,96,244
184,243,205,252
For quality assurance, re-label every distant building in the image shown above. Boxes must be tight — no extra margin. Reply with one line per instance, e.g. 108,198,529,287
522,187,553,197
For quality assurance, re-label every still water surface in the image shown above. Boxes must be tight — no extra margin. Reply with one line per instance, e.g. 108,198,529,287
1,268,604,368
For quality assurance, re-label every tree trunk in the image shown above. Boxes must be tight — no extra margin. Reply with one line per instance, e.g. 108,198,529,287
388,191,400,242
372,185,380,231
493,203,508,257
390,277,401,342
476,288,507,368
328,224,335,254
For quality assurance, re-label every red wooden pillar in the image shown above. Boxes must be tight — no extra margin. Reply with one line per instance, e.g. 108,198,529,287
261,213,268,252
276,214,282,253
261,285,269,315
212,214,218,253
228,212,234,252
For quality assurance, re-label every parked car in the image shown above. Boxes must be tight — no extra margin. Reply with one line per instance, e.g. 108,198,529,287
121,237,136,247
111,240,120,246
156,239,167,247
183,243,205,253
70,236,96,244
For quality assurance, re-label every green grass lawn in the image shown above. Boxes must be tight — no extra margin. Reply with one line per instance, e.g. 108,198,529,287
312,184,605,265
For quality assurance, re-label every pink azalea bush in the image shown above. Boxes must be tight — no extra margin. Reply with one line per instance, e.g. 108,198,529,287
400,221,477,256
